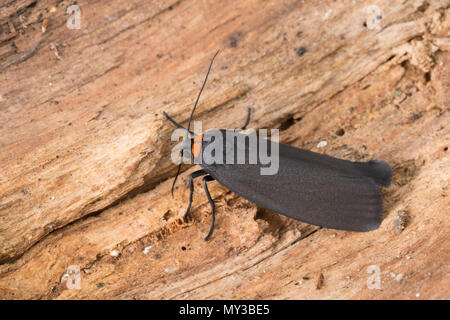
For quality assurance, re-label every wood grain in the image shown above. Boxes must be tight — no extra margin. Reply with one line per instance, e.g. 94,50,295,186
0,0,448,299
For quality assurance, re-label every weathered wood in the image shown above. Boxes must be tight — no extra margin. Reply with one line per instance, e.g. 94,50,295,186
0,0,448,299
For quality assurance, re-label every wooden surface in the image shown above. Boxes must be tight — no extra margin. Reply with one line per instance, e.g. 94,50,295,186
0,0,448,299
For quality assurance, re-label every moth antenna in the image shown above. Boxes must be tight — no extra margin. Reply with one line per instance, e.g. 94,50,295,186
186,50,220,132
171,163,182,197
171,50,220,196
240,108,252,130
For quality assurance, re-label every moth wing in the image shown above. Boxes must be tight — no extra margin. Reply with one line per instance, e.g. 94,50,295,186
203,135,385,231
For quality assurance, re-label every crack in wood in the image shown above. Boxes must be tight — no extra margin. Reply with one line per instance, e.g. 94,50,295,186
169,227,319,299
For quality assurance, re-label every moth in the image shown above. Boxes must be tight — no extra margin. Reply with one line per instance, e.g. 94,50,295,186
164,51,392,240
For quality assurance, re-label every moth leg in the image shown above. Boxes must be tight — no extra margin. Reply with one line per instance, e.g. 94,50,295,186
184,170,208,222
237,108,252,131
202,175,216,241
163,111,194,135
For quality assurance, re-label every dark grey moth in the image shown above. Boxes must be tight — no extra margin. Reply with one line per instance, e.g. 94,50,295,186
163,51,392,240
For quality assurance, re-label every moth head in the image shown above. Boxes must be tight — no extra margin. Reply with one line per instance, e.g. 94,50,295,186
181,134,203,162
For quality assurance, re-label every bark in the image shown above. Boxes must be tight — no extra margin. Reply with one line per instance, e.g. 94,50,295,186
0,0,448,299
